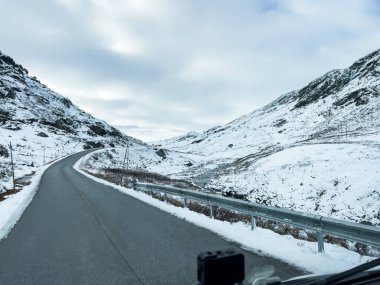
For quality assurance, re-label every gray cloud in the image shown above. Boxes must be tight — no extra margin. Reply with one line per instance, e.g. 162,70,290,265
113,124,140,130
1,0,380,141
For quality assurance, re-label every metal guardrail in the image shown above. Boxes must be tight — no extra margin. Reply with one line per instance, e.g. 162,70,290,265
134,181,380,253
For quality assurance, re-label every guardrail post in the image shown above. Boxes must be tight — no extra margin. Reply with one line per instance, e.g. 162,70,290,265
9,142,15,190
317,231,325,253
251,215,256,230
210,205,217,219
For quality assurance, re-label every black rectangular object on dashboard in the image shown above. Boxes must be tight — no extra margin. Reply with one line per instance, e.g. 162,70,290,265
197,249,245,285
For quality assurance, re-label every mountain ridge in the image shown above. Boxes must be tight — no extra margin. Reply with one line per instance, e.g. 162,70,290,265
159,48,380,154
0,51,142,192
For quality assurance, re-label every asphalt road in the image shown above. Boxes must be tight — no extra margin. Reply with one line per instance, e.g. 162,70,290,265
0,151,306,284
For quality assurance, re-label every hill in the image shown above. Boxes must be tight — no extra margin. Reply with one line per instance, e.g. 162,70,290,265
155,49,380,225
0,51,141,192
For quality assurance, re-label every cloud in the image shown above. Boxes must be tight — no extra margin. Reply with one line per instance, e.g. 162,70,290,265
1,0,380,141
113,124,140,130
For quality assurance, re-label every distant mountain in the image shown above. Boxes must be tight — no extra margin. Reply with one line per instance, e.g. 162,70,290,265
157,49,380,225
0,51,142,192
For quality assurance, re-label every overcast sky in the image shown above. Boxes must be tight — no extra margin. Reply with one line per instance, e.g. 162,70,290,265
1,0,380,141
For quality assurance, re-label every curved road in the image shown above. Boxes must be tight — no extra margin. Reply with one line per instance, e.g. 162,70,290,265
0,151,305,284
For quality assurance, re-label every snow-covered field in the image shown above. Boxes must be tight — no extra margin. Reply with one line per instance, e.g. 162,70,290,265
75,154,375,275
0,125,85,191
211,138,380,225
80,144,203,177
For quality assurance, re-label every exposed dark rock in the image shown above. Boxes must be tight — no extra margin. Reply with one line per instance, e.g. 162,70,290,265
1,88,16,99
89,124,107,136
41,118,76,134
0,52,29,75
35,95,49,105
0,109,11,121
107,128,124,138
333,88,377,107
83,141,105,149
60,97,72,108
3,124,21,131
0,53,17,67
359,220,373,226
36,132,49,138
292,70,350,109
185,161,193,167
222,190,248,201
272,119,287,127
155,148,167,159
192,138,204,144
212,127,227,134
0,145,9,157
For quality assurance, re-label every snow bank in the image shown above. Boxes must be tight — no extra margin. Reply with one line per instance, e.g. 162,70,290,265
74,155,374,275
0,157,66,240
0,166,47,240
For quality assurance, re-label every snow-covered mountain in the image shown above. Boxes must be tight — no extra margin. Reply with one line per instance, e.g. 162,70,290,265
0,51,142,192
155,49,380,225
160,50,380,157
58,49,380,226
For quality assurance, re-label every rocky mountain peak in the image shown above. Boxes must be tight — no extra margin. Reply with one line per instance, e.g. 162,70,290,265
348,48,380,79
291,49,380,110
0,51,28,74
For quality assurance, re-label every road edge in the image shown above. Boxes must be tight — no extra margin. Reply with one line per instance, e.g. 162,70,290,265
0,154,76,241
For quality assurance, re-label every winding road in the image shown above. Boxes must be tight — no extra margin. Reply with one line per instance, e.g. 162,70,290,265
0,151,305,284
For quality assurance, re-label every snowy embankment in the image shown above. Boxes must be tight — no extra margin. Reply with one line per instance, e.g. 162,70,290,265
79,144,203,177
0,160,55,240
210,138,380,226
74,152,375,275
0,124,84,193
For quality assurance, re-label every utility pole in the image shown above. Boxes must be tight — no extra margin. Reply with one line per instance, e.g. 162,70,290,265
126,141,130,170
122,140,129,170
43,146,46,165
121,140,130,185
9,142,15,190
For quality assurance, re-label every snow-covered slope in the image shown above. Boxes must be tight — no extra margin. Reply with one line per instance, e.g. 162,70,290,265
160,50,380,157
0,51,142,192
156,49,380,225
